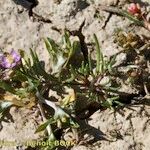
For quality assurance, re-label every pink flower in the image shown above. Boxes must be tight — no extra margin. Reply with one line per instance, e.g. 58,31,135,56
128,3,141,15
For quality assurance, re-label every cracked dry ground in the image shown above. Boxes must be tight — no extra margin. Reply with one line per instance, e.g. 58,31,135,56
0,0,150,150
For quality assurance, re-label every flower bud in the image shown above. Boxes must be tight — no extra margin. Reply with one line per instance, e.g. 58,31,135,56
128,3,141,15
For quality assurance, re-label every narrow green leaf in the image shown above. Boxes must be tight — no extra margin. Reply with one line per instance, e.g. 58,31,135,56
108,55,116,74
44,38,52,55
47,38,59,53
35,118,55,133
121,10,144,26
63,31,71,48
88,53,92,73
94,34,104,74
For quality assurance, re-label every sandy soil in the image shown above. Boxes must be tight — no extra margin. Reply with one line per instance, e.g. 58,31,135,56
0,0,150,150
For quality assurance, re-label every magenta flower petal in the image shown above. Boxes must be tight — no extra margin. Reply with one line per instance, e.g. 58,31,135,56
0,50,21,69
0,56,11,69
10,49,21,63
11,62,17,68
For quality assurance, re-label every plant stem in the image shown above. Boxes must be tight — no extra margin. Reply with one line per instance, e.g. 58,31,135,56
97,5,146,28
37,103,53,136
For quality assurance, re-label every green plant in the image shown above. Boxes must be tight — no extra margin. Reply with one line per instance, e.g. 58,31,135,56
0,32,121,149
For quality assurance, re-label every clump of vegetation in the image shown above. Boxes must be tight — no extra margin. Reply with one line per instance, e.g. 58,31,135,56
0,31,121,148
